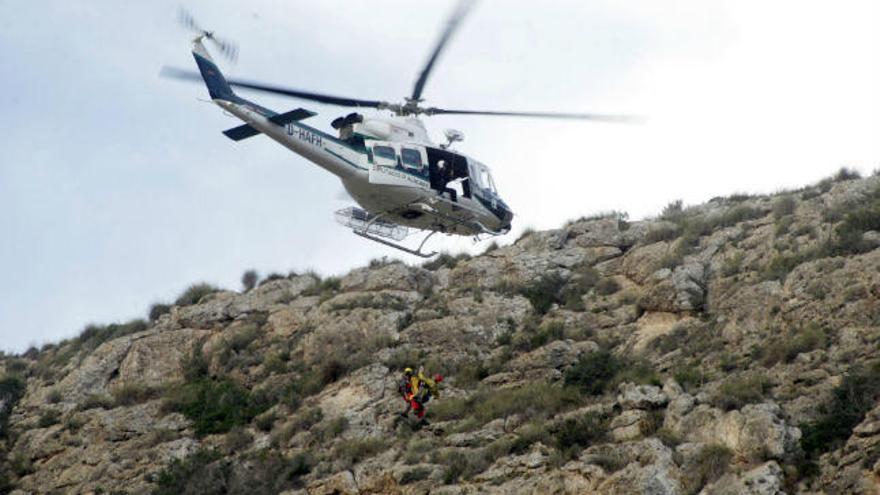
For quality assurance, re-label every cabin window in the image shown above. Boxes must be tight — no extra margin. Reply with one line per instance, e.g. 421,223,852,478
373,146,396,161
401,148,422,169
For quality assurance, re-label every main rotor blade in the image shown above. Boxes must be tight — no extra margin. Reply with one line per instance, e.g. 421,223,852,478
410,0,477,102
424,107,644,123
160,67,389,108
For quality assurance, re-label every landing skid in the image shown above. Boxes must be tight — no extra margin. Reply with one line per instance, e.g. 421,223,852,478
353,230,438,258
335,206,439,258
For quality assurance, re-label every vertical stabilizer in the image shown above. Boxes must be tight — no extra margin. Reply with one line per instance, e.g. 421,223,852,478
191,40,236,101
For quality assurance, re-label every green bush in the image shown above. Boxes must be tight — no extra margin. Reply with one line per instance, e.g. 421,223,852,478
46,388,62,404
643,224,682,244
520,272,567,315
762,252,809,281
712,374,772,411
0,375,26,438
554,413,608,455
436,449,492,484
163,378,270,437
180,341,210,382
301,276,341,299
660,199,685,223
241,270,258,292
258,273,286,287
317,416,349,442
333,438,388,468
519,321,565,351
76,319,148,353
422,252,471,271
112,383,161,407
399,467,432,485
673,365,704,393
832,167,861,182
800,363,880,462
153,449,312,495
595,278,621,296
81,393,115,411
175,283,221,306
760,325,827,367
720,252,744,277
454,360,490,389
773,196,797,220
684,444,733,492
38,408,61,428
431,383,580,425
149,303,172,322
561,265,601,306
562,349,661,396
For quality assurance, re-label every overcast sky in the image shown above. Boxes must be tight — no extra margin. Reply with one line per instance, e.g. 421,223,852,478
1,0,877,353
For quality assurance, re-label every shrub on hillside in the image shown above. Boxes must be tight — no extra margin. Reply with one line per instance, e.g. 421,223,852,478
333,438,388,469
554,413,608,455
660,199,685,223
241,270,258,292
153,449,312,495
163,378,270,437
38,408,61,428
772,196,797,220
258,273,286,287
0,375,25,438
683,444,733,493
112,383,162,407
76,319,148,353
800,363,880,464
711,374,772,411
520,272,567,315
562,349,659,396
430,383,580,425
595,278,621,296
759,324,828,367
175,283,220,306
149,302,172,322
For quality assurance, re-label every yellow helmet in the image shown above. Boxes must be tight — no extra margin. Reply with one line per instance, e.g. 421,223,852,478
404,367,414,375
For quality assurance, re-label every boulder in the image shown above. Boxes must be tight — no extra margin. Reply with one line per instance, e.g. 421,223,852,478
117,328,211,387
701,461,785,495
617,383,669,410
507,340,598,372
341,263,433,292
673,403,800,461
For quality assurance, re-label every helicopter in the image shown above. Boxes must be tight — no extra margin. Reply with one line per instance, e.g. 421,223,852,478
163,2,638,257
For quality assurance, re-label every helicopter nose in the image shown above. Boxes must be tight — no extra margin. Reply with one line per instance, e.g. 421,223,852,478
500,207,514,230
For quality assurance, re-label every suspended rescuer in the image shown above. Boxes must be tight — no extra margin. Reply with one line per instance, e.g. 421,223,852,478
398,366,443,425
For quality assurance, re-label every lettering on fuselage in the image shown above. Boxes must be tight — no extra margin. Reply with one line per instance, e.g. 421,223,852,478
286,124,323,147
374,165,429,187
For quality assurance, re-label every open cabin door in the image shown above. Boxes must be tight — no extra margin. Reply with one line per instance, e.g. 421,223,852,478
368,142,431,189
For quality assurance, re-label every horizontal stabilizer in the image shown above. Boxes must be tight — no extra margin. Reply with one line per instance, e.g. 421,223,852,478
222,108,317,141
223,124,261,141
268,108,317,125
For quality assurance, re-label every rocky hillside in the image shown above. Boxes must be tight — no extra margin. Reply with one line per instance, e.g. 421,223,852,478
2,170,880,495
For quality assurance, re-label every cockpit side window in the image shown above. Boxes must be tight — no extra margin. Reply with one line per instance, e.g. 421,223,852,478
400,148,422,169
373,146,396,161
480,167,495,193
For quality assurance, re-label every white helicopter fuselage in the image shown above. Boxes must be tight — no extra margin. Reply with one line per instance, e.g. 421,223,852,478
214,98,513,237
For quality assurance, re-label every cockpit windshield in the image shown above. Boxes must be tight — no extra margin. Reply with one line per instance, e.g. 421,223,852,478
469,160,497,194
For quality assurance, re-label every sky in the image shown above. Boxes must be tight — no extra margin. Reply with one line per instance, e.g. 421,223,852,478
1,0,877,353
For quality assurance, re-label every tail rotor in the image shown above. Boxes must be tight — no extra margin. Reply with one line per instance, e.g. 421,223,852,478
178,8,238,63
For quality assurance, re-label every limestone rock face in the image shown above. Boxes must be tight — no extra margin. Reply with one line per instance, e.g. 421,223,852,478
341,263,433,293
672,403,800,461
701,461,785,495
618,383,669,410
3,175,880,494
48,334,139,403
117,329,211,387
